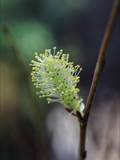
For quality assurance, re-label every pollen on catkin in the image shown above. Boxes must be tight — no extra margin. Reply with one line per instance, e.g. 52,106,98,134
30,47,84,113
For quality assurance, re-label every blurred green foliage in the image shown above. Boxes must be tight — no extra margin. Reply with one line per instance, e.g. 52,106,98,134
0,0,91,159
10,21,55,61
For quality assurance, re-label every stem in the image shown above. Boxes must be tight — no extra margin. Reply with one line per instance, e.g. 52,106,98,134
79,0,120,159
79,121,87,160
84,0,120,119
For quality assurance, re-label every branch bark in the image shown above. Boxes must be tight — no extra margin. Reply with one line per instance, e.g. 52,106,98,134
79,0,120,159
84,0,120,120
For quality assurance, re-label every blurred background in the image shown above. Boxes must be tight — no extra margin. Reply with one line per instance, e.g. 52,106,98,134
0,0,120,159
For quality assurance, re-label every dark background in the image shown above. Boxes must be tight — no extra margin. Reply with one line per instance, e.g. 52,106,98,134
0,0,120,159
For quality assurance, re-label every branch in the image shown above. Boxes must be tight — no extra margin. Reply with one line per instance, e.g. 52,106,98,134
78,0,120,160
79,120,87,160
84,0,120,119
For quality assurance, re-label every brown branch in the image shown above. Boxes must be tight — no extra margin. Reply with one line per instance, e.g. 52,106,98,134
84,0,120,119
78,118,87,160
79,120,87,160
78,0,120,159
